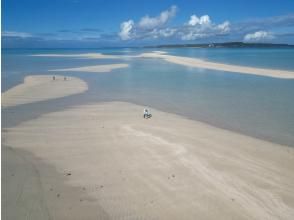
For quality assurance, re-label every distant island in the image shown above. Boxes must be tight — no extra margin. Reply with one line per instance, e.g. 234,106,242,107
145,42,294,48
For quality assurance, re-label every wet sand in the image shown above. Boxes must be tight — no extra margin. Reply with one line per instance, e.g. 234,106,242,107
3,101,294,220
1,75,88,108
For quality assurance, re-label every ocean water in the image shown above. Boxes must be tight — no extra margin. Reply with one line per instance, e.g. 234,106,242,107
2,48,294,146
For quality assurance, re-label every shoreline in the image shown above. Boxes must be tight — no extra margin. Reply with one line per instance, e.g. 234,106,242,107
3,101,294,219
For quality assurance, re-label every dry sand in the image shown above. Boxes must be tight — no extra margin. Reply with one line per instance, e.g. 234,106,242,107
1,75,88,107
3,101,294,220
139,51,294,79
52,63,129,73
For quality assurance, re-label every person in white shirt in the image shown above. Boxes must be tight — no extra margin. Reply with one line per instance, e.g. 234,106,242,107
143,108,148,118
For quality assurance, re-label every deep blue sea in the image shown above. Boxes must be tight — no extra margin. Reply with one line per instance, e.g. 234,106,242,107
2,48,294,146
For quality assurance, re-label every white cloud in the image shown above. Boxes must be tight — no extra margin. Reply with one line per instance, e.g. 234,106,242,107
118,7,231,42
217,21,230,33
158,28,177,37
181,33,207,41
119,6,177,40
144,28,177,39
138,5,177,29
180,15,230,40
2,31,32,38
188,15,211,26
119,20,134,40
244,31,274,42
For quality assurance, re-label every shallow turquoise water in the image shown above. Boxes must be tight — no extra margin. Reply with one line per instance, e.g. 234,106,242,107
2,48,294,146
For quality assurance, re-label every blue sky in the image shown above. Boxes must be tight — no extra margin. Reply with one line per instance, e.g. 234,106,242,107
2,0,294,48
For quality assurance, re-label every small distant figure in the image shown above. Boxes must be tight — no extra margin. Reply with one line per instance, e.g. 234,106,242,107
53,76,56,80
143,109,148,118
64,76,67,81
143,108,152,119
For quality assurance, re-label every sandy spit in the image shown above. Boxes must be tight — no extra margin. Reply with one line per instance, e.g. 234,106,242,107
52,63,129,73
139,51,294,79
3,101,294,219
31,53,118,59
1,75,88,107
32,51,294,79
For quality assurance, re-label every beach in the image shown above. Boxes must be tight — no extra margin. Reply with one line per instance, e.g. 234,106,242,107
4,1,294,219
2,50,294,219
2,75,88,107
3,98,294,219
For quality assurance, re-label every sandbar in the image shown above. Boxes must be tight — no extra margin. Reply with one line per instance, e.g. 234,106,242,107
2,75,88,107
32,51,294,79
3,101,294,219
32,53,118,59
139,51,294,79
52,63,129,73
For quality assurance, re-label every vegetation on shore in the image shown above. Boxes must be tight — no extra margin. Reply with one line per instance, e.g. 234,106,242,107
145,42,294,48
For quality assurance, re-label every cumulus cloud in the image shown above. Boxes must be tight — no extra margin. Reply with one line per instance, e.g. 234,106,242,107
217,21,230,33
119,20,134,40
118,8,231,42
119,6,177,40
180,15,230,40
188,15,211,26
244,31,274,42
138,5,177,29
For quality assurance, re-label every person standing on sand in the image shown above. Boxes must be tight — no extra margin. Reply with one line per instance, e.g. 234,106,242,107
143,108,148,118
53,76,56,80
143,108,152,119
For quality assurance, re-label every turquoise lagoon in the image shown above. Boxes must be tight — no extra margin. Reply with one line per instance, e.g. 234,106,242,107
2,48,294,146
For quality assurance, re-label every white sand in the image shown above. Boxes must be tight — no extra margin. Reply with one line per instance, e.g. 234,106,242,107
1,75,88,107
32,53,118,59
4,101,294,219
139,51,294,79
52,63,129,73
